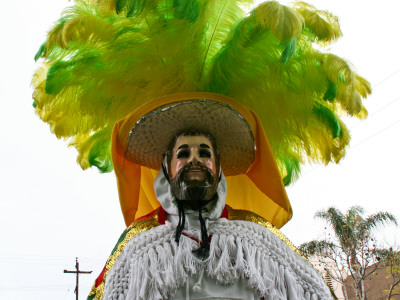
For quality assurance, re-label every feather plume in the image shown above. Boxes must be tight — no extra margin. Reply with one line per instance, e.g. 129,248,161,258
32,0,371,185
173,0,201,22
115,0,159,17
199,0,254,80
294,1,342,44
355,74,372,99
83,0,116,11
254,1,303,41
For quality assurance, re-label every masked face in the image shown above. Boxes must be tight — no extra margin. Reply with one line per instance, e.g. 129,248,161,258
169,135,219,203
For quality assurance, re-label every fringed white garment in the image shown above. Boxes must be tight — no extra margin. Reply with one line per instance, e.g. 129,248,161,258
102,218,332,300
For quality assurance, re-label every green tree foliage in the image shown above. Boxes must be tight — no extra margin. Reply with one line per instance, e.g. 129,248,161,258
383,249,400,299
299,206,397,300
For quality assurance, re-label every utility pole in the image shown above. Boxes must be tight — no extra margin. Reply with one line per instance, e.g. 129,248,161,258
64,257,92,300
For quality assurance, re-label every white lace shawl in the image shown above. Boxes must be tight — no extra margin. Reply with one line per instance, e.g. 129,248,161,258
102,218,333,300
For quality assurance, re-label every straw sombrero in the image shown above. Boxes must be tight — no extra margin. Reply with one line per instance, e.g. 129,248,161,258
124,98,255,176
112,92,292,227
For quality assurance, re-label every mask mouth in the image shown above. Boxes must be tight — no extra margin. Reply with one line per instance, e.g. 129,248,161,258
184,166,208,181
186,166,205,171
182,163,211,174
172,163,216,202
185,167,206,173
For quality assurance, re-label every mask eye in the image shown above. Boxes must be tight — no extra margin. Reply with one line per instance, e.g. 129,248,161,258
177,150,189,159
200,149,211,158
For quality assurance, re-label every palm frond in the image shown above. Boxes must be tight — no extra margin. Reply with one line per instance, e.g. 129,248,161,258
299,240,336,258
361,212,398,232
315,207,356,249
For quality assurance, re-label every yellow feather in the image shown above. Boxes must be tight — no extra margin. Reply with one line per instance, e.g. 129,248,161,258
355,105,368,120
355,74,372,99
254,1,303,41
84,0,116,12
294,1,342,44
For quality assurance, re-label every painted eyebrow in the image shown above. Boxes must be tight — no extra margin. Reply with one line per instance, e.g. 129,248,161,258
177,144,189,150
177,143,211,150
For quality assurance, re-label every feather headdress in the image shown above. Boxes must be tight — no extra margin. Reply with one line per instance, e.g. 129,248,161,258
32,0,371,185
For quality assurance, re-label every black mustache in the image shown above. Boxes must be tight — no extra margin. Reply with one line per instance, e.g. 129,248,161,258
177,163,212,181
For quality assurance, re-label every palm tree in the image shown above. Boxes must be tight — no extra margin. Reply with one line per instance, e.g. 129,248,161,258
299,206,397,300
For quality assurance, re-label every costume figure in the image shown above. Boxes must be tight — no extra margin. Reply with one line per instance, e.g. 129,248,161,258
87,94,334,299
31,0,371,299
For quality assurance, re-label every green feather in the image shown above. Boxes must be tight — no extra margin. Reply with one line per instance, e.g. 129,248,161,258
206,15,280,93
200,0,252,80
34,42,47,61
126,0,146,17
116,0,156,17
45,55,99,95
323,80,337,102
313,102,341,139
115,26,140,39
45,61,72,95
116,0,128,14
88,145,113,173
173,0,200,22
87,130,113,173
281,37,297,62
282,156,300,186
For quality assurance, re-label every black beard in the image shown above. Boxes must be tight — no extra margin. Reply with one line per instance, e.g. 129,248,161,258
170,163,217,260
170,164,218,203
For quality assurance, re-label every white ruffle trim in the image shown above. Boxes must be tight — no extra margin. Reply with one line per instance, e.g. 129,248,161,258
103,219,332,300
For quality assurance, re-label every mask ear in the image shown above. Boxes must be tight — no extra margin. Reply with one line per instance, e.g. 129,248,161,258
162,155,170,184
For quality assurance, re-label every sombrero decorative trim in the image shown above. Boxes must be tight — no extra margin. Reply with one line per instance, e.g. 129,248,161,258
124,97,256,176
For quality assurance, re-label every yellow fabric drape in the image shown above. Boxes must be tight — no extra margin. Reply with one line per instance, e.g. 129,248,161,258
111,92,292,228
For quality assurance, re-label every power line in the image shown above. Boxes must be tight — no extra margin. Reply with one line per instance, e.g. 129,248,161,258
0,285,71,291
351,118,400,149
347,67,400,130
300,70,400,177
350,95,400,130
64,257,92,300
63,285,73,300
373,67,400,89
0,253,105,266
302,118,400,177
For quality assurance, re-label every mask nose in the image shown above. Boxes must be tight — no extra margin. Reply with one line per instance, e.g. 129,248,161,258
188,153,200,165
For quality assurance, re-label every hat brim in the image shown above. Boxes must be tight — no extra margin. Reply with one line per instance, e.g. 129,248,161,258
124,98,255,176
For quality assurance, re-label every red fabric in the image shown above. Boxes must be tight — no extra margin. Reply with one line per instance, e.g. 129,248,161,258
158,206,167,224
95,265,106,288
136,208,159,221
182,233,212,247
221,205,229,219
180,205,229,245
134,206,167,224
